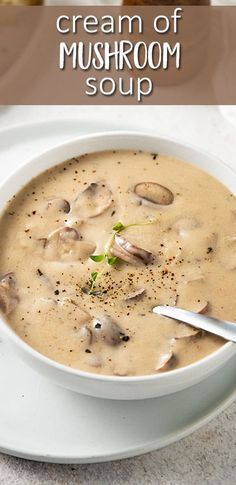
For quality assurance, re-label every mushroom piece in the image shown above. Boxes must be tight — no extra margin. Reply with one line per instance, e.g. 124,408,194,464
0,272,16,287
176,296,209,315
77,325,93,347
113,363,130,376
135,182,174,206
231,209,236,221
92,315,128,346
0,272,19,315
125,288,146,301
174,329,204,341
181,267,204,284
161,292,178,307
38,297,57,305
44,198,79,231
173,217,199,238
190,299,209,314
205,233,218,259
221,235,236,270
155,350,176,372
174,296,208,339
161,234,182,262
24,198,71,241
111,234,153,265
58,298,91,321
176,277,209,313
72,181,113,219
32,297,58,314
44,227,96,262
187,232,218,262
56,227,79,241
86,354,102,368
46,198,70,214
36,268,54,289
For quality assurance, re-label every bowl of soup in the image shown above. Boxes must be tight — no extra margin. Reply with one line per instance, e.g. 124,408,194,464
0,131,235,400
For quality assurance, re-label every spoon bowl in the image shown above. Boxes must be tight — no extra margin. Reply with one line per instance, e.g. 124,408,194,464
153,306,236,344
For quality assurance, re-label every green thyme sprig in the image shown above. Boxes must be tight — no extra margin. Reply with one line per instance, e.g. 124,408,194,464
90,254,117,265
89,271,99,294
88,220,155,294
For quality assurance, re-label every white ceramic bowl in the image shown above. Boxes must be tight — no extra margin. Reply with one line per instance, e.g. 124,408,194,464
0,132,235,400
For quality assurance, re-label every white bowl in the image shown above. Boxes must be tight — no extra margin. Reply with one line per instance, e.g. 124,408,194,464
0,132,235,400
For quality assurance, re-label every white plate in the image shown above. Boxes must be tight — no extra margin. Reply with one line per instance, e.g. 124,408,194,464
0,119,235,463
0,338,235,464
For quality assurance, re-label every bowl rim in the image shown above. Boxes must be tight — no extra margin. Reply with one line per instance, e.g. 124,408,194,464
0,129,235,384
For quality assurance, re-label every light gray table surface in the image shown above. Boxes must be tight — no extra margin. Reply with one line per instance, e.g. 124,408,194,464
0,106,235,484
0,402,235,484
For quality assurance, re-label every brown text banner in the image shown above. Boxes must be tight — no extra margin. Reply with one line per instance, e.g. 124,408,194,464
0,6,235,104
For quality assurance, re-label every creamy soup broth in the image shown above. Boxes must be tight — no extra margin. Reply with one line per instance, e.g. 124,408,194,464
0,149,235,376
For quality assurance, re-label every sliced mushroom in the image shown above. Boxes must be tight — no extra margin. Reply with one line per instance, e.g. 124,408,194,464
221,235,236,270
125,288,146,301
86,353,102,368
36,268,54,289
161,233,182,262
173,217,199,238
32,297,58,313
31,294,91,333
44,227,96,262
113,363,130,376
36,238,47,248
224,257,236,270
46,198,70,214
111,234,153,265
64,216,83,230
72,181,113,219
0,272,16,287
39,297,57,305
155,350,176,372
176,296,209,315
57,227,79,241
226,235,236,244
92,315,128,346
135,182,174,206
174,328,204,341
58,298,91,322
187,232,218,262
0,272,19,315
181,267,204,284
231,209,236,220
191,299,209,314
24,198,71,241
174,294,208,338
205,233,218,259
77,325,93,347
161,292,178,307
176,277,209,314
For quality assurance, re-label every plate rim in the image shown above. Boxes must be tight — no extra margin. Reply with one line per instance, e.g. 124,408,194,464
0,381,235,464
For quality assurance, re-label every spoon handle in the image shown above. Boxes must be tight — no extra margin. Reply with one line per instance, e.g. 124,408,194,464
153,306,236,343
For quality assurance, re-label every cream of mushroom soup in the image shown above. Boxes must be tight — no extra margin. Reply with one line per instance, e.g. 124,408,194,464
0,150,235,376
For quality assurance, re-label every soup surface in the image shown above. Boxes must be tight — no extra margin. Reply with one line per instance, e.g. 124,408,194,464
0,149,235,376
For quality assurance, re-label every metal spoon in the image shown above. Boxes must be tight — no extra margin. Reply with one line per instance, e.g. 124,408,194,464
153,306,236,343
